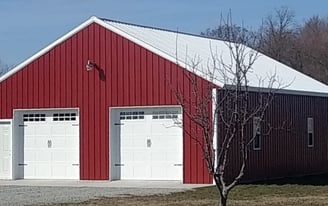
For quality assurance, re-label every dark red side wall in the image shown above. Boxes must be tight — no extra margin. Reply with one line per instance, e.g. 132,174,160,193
218,90,328,182
0,23,212,183
248,93,328,180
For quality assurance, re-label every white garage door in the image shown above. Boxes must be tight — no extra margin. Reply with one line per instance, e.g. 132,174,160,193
0,121,12,179
22,110,79,179
112,107,183,181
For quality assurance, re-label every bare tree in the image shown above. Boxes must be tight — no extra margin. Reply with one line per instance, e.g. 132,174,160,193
259,9,328,84
203,7,328,84
201,13,258,48
297,15,328,83
175,14,282,206
258,7,301,69
0,60,10,77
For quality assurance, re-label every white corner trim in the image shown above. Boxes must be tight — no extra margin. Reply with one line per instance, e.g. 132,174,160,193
0,16,98,83
212,88,218,185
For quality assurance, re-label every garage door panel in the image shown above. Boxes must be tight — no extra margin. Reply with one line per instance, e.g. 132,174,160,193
36,125,51,135
133,150,150,161
121,165,133,178
152,127,180,136
52,166,67,178
22,109,79,179
121,151,134,162
24,138,36,148
167,151,182,161
151,151,167,161
51,150,67,162
35,164,52,177
117,107,182,181
167,167,182,180
121,138,134,147
121,125,134,135
1,157,10,173
24,151,36,161
51,126,67,136
52,164,79,179
134,165,151,179
35,139,48,149
25,150,52,162
64,151,79,162
37,151,52,162
51,150,78,162
2,136,10,152
133,138,146,148
65,127,79,136
24,126,35,135
151,166,168,179
67,166,79,178
65,136,79,147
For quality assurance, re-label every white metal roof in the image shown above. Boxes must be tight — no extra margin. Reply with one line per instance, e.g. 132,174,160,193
1,16,328,96
101,18,328,95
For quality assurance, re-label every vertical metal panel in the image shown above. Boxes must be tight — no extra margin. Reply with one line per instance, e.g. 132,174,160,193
134,45,141,105
140,48,147,105
65,38,72,106
117,35,124,106
80,28,94,179
128,42,135,105
99,24,108,178
88,24,96,179
94,23,101,179
221,91,328,182
0,23,213,183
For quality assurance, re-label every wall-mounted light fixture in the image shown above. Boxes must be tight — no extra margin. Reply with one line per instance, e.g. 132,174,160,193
86,60,96,71
85,60,106,81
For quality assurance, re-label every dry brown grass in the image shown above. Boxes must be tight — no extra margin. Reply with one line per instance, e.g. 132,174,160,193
48,186,328,206
48,174,328,206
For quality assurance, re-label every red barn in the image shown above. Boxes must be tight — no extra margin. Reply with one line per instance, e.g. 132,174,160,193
1,16,328,184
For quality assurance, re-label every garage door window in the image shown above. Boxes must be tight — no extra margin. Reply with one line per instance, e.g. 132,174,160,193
53,113,77,121
23,114,46,122
120,111,144,120
152,111,179,120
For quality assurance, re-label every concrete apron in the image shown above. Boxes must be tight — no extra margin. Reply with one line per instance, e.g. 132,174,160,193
0,180,212,189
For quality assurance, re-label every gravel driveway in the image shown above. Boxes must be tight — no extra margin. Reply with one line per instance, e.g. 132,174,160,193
0,181,198,206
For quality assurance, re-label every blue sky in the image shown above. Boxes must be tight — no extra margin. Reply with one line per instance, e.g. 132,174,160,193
1,0,327,66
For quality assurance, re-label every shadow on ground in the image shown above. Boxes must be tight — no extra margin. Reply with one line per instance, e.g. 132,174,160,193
246,173,328,186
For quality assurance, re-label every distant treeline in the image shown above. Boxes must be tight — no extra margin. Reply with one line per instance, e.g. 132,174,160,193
202,7,328,84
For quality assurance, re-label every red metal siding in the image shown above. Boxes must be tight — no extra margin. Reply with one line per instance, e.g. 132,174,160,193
218,90,328,182
0,23,212,183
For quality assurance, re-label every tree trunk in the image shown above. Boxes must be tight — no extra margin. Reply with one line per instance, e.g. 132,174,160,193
219,191,228,206
220,196,227,206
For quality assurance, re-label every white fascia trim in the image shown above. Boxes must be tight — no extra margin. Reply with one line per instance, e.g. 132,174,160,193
0,16,99,83
224,85,328,97
0,119,12,122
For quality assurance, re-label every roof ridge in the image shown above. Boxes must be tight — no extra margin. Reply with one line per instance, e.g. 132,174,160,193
99,17,225,42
